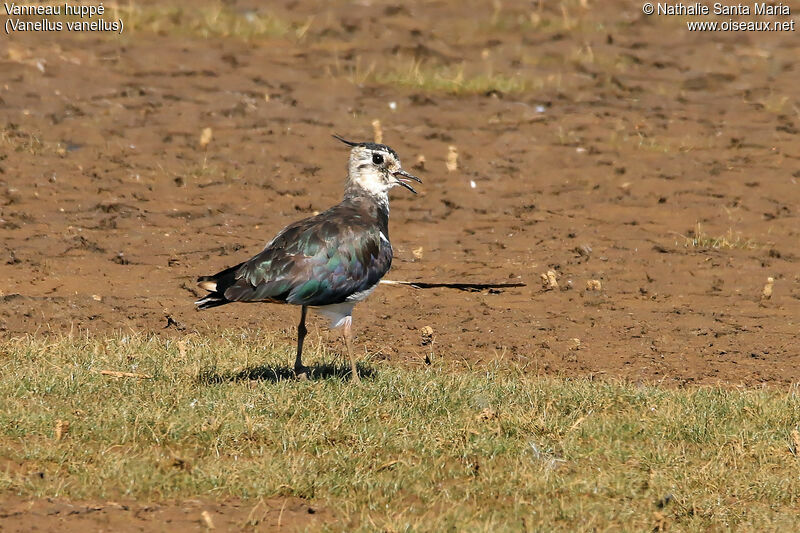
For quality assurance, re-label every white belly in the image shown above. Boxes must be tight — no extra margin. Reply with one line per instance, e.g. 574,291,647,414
312,284,378,328
313,302,355,329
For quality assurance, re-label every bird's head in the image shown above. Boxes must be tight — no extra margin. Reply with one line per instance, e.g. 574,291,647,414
335,135,421,199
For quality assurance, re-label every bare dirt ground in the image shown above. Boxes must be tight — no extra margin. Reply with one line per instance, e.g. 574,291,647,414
1,0,799,528
0,492,328,532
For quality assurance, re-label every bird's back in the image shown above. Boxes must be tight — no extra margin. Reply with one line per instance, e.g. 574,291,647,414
196,196,392,309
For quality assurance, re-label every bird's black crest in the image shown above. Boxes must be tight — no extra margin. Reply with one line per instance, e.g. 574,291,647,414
332,134,358,146
332,134,399,160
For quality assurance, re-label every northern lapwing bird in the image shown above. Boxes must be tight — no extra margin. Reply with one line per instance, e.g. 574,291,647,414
195,136,421,382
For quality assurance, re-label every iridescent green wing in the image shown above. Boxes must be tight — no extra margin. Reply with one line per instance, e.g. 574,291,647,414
223,206,392,306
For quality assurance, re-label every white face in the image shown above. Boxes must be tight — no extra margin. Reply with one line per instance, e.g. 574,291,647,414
347,146,403,197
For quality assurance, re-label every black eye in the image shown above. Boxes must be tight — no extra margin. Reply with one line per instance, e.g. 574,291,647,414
372,153,384,165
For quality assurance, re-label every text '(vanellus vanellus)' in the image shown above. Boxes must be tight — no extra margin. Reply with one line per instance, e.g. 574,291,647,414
195,136,421,382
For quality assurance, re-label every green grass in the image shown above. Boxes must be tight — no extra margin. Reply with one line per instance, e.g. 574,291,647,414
1,332,799,530
344,58,540,95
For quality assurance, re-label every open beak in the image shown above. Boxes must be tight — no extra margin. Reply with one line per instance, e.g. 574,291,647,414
393,169,422,194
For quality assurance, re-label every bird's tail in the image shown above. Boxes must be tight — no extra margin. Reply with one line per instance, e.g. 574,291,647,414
194,292,229,310
195,262,243,310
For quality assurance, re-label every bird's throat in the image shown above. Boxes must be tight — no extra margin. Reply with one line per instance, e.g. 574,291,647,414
344,183,390,216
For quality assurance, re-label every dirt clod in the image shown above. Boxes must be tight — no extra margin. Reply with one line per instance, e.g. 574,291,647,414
199,127,213,149
586,280,602,291
761,277,774,300
446,145,458,172
541,270,559,290
421,326,434,345
201,509,215,529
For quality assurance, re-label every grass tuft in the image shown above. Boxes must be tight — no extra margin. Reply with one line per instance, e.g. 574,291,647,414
1,332,799,530
681,223,760,250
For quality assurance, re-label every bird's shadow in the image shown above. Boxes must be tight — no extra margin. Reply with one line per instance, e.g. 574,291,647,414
198,362,377,384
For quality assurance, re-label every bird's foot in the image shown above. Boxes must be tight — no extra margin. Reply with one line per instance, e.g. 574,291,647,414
294,365,310,380
350,367,361,383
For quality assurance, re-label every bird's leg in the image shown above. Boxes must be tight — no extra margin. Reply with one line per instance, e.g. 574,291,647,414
295,306,308,378
342,316,360,383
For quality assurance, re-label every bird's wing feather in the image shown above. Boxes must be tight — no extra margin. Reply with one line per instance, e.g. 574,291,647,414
223,205,391,306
